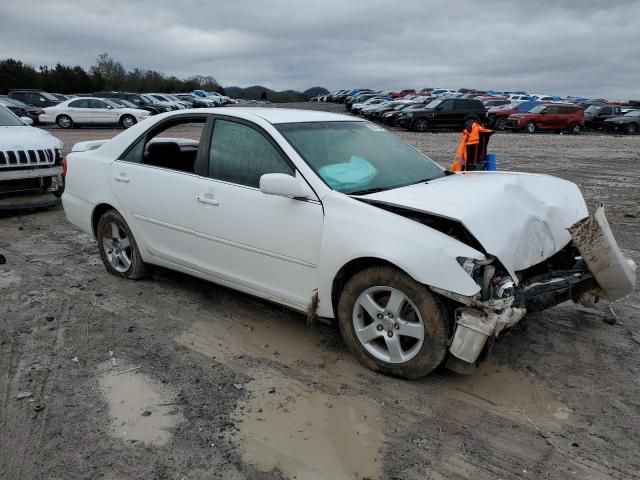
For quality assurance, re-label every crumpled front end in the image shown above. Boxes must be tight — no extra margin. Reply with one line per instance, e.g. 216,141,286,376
434,205,636,371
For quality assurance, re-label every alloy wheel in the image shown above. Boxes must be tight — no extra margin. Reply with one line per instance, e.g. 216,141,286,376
101,222,132,273
352,286,425,364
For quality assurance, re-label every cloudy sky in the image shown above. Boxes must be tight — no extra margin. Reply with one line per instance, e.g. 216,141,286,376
1,0,639,99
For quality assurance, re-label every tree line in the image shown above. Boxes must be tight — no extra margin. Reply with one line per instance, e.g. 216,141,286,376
0,54,225,95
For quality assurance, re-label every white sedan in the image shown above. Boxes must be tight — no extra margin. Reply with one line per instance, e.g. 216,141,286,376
39,97,151,129
61,108,636,378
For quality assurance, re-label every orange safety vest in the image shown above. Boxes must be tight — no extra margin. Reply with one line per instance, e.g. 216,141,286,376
450,122,493,172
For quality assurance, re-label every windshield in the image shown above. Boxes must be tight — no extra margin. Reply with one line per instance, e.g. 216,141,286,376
277,121,443,194
103,99,122,108
1,97,28,108
141,94,157,104
528,105,547,114
425,99,444,109
585,105,602,113
118,99,137,108
0,106,25,126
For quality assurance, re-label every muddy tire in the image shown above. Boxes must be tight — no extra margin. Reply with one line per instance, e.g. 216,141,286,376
337,266,450,379
96,209,148,280
57,115,73,129
525,122,536,134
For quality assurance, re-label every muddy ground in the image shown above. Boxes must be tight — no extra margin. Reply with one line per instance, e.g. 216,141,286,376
1,102,639,480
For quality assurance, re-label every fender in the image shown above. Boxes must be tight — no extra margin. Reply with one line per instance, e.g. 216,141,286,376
315,192,484,318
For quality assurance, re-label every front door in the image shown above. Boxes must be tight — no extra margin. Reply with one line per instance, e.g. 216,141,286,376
193,118,323,309
90,99,118,124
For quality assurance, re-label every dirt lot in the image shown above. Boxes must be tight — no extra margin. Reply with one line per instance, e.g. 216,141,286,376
1,103,639,480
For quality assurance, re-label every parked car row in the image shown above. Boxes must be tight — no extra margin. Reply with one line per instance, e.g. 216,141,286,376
3,88,237,129
322,87,639,134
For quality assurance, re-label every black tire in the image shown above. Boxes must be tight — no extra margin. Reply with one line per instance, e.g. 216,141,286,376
525,122,536,134
568,123,581,134
412,117,429,132
337,266,450,379
120,114,137,129
96,209,148,280
56,115,73,129
627,122,638,135
494,118,507,130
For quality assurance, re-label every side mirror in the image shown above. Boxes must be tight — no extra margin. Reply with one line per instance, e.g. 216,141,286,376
21,117,34,125
260,173,310,199
107,105,113,109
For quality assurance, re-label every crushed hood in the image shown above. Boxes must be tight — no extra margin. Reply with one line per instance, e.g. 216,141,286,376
361,172,588,277
0,126,62,150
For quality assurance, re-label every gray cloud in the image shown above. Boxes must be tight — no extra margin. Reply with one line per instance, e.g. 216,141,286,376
1,0,639,99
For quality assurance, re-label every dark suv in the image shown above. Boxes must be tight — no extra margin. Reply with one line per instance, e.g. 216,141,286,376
8,89,61,108
93,92,171,114
584,105,622,130
398,98,486,131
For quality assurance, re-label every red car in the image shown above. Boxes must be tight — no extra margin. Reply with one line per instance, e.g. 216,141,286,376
505,103,584,134
390,89,416,99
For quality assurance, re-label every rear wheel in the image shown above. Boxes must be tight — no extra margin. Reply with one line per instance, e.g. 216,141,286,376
337,266,450,379
525,122,536,133
120,115,136,129
57,115,73,129
627,123,638,135
96,210,148,279
413,118,429,132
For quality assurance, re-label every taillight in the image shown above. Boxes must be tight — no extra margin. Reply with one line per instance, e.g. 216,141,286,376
63,157,68,176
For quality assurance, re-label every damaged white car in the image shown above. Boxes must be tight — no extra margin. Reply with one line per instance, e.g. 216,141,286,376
61,108,636,378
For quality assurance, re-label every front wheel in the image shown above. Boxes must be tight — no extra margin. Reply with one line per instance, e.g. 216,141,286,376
525,122,536,134
494,118,506,130
96,209,148,279
412,118,429,132
337,266,450,379
627,123,638,135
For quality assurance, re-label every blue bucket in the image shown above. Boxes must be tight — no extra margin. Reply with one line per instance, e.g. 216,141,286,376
485,153,497,171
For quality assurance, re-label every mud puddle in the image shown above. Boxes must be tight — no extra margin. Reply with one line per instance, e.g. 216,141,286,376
230,374,383,480
174,304,339,368
99,363,184,446
429,360,573,431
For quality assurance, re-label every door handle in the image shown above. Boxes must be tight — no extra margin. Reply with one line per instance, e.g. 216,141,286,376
196,194,219,206
114,174,130,183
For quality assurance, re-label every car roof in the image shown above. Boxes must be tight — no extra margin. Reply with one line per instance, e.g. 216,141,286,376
210,107,363,125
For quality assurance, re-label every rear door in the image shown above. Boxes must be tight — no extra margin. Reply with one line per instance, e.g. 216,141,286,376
67,99,93,124
109,115,211,267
